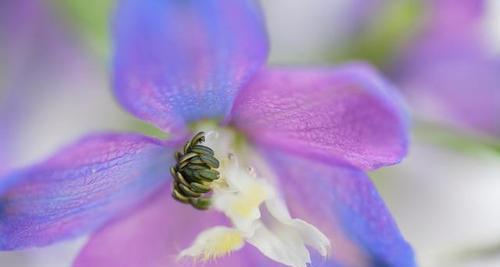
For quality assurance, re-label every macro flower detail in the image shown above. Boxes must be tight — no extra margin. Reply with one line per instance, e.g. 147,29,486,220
172,129,330,266
0,0,415,267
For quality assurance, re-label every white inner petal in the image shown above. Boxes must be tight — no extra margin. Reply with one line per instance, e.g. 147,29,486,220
265,197,330,258
180,127,330,267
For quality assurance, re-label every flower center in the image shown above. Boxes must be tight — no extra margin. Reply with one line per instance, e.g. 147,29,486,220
170,131,221,210
173,128,330,267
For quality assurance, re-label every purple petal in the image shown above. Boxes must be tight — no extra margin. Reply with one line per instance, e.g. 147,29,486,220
396,1,500,136
431,0,484,32
73,187,279,267
230,64,409,171
262,147,415,267
0,133,174,250
113,0,268,134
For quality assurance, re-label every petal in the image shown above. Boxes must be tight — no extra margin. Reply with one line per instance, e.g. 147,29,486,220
399,44,500,136
113,0,269,134
211,158,271,231
73,187,279,267
262,147,416,267
431,0,484,32
263,197,330,258
247,221,312,267
0,133,174,249
246,198,330,267
231,64,409,171
0,0,91,172
395,1,500,137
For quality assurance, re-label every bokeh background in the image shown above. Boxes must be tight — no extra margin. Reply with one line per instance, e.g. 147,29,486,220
1,0,499,266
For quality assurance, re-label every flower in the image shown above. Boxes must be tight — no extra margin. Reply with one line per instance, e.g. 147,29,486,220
0,0,415,266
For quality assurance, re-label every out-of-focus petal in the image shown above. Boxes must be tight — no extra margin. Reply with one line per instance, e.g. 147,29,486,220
397,38,500,136
431,0,484,32
73,187,279,267
262,147,416,267
1,0,128,175
0,133,173,250
55,0,115,59
0,0,78,171
113,0,268,134
231,64,409,171
396,0,500,137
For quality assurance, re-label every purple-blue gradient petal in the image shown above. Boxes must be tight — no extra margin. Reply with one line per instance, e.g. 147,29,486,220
231,64,409,171
73,187,279,267
0,133,173,250
262,147,416,267
113,0,268,134
395,0,500,136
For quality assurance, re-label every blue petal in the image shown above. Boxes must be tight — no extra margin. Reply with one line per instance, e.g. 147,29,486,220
0,133,174,250
113,0,269,133
262,147,416,267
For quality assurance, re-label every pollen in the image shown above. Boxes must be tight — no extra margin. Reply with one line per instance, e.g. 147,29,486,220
178,227,244,262
202,230,244,260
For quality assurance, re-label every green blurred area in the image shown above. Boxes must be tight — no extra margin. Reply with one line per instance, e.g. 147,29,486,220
54,0,115,60
414,120,500,155
337,0,424,69
53,0,171,138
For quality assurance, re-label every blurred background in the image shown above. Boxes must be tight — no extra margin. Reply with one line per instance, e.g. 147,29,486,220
0,0,499,266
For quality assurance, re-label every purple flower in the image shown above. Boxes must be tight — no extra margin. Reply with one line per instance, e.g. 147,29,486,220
0,0,414,266
395,0,500,137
